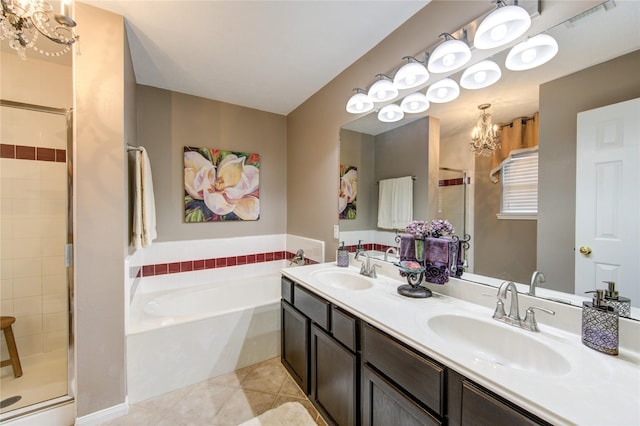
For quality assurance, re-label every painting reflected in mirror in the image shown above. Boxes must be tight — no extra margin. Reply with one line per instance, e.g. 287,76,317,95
339,1,640,318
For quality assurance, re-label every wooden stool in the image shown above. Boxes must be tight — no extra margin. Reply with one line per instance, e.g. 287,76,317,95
1,316,23,378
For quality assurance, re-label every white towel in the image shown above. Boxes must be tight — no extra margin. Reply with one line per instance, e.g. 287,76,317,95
377,176,413,229
132,146,157,249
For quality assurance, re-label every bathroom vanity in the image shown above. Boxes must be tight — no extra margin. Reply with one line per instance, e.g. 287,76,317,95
281,262,640,426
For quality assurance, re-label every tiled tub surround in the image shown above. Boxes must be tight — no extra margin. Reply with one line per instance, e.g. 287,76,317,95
126,235,324,403
0,107,69,361
283,259,640,425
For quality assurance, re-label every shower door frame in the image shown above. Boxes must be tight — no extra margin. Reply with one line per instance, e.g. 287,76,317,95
439,166,473,272
0,99,75,420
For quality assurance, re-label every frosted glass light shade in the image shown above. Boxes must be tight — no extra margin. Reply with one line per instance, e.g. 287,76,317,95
394,61,429,90
400,92,430,113
378,104,404,122
346,92,374,113
474,5,531,50
460,60,502,89
368,77,398,102
428,38,471,73
506,34,559,70
426,78,460,103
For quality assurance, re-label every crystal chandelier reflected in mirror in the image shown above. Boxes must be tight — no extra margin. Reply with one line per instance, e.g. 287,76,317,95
1,0,79,60
470,103,500,156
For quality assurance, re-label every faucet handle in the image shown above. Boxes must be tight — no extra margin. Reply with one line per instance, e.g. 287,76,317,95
523,306,555,332
492,299,506,320
370,264,381,278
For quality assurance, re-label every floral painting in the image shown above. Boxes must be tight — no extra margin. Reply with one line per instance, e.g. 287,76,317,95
339,164,357,219
184,146,260,222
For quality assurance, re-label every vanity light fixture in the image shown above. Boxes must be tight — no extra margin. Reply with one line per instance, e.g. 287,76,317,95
400,92,430,113
368,74,398,103
378,103,404,123
393,56,430,90
0,0,79,59
346,88,375,114
474,1,531,50
428,33,471,73
470,103,500,156
426,78,460,103
505,34,559,71
460,60,502,89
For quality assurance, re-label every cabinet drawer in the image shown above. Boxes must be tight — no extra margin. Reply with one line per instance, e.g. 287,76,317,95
294,284,330,330
362,323,444,417
331,305,358,352
281,276,294,304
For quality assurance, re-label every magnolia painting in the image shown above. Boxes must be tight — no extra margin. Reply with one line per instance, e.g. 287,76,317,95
184,146,260,222
339,164,357,219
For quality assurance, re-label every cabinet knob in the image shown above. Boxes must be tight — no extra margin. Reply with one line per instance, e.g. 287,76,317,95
579,246,592,256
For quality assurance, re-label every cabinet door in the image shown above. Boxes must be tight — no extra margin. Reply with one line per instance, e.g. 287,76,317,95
311,324,357,426
460,380,548,426
362,364,441,426
281,300,309,394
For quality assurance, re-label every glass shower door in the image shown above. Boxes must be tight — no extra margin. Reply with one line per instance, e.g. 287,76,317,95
0,101,73,420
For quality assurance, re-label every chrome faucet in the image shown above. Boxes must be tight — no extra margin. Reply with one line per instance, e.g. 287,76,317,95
493,281,555,332
529,270,546,296
384,247,398,262
355,250,379,278
289,249,305,266
493,281,521,326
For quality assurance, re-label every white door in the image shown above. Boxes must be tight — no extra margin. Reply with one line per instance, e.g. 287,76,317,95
575,98,640,305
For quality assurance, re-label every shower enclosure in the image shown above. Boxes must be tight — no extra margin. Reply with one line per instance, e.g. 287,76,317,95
438,167,473,273
0,100,74,421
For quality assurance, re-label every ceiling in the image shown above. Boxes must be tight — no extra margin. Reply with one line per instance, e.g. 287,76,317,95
81,0,429,115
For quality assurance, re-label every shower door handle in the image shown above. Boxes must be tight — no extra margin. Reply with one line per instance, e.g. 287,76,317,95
64,244,74,267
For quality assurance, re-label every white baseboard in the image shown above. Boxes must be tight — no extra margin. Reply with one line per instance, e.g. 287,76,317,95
74,401,128,426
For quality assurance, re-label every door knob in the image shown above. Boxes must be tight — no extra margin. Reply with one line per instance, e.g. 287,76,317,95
579,246,592,255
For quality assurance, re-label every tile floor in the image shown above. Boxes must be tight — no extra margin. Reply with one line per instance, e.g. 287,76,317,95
1,348,68,415
101,357,327,426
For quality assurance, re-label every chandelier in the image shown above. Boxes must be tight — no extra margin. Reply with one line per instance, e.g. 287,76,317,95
470,103,500,156
1,0,78,60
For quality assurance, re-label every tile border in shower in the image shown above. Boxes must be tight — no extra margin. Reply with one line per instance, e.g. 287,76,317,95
0,143,66,162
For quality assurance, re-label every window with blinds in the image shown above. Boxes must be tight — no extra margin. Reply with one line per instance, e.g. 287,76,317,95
500,151,538,218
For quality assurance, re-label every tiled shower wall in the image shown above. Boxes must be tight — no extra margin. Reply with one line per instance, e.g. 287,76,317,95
0,106,69,358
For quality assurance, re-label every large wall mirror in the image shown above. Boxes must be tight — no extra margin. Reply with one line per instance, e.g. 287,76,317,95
339,1,640,319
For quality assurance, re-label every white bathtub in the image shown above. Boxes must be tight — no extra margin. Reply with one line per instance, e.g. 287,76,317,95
127,269,282,403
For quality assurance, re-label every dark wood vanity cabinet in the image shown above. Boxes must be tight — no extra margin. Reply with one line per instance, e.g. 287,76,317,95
362,323,444,425
280,276,359,426
281,276,550,426
281,299,309,393
447,370,551,426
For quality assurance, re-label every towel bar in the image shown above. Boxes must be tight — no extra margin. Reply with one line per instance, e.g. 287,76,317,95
126,144,142,152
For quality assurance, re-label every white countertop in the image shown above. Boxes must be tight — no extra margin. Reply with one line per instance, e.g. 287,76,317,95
282,262,640,426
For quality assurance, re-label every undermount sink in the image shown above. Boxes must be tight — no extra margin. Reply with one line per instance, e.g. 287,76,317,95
310,269,373,290
426,314,571,376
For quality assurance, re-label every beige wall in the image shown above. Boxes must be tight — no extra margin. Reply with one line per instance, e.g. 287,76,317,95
339,129,375,231
374,117,440,223
538,50,640,293
136,86,287,241
473,156,537,283
286,1,594,262
287,1,491,261
74,3,129,416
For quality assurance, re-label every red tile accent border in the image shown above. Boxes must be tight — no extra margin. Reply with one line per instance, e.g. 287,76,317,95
139,250,317,277
0,143,66,162
439,177,471,187
345,243,395,254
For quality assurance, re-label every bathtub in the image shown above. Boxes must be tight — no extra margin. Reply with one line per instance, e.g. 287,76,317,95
127,269,282,403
